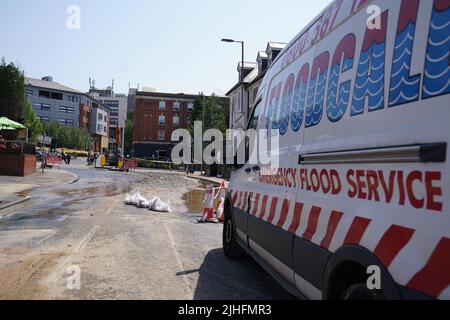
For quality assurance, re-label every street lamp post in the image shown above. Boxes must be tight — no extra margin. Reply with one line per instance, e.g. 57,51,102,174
221,38,245,120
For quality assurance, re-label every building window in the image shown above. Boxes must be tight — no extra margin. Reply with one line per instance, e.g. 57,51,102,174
40,116,49,122
158,130,165,141
173,116,180,126
41,104,50,110
159,100,166,110
187,103,194,111
98,114,103,121
25,89,33,95
66,95,81,103
60,106,74,113
59,119,73,126
173,102,180,111
39,90,62,100
98,125,103,132
33,103,41,109
159,115,165,125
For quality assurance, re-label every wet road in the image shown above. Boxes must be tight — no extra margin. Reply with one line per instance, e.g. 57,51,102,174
0,166,292,300
0,168,140,229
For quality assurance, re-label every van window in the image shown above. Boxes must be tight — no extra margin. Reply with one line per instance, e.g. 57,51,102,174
247,101,261,130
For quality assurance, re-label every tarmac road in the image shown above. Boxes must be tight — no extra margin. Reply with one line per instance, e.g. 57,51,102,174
0,162,292,300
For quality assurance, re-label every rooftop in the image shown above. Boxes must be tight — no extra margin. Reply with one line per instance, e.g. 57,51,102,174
243,66,259,83
25,77,83,95
135,91,229,101
257,51,269,59
25,77,110,111
267,42,288,50
237,61,258,70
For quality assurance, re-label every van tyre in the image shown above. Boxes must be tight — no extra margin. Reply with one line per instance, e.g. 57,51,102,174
223,212,244,259
341,284,385,300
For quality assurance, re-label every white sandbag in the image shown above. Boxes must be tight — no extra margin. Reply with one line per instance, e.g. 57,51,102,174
140,200,150,208
151,198,172,213
124,193,171,212
146,197,160,210
125,192,147,207
124,194,132,205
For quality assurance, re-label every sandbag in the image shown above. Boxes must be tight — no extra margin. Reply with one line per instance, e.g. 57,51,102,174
124,192,147,207
151,197,172,213
124,193,171,212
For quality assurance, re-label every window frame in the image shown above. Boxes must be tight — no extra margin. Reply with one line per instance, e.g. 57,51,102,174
173,115,180,126
159,115,166,125
246,99,262,131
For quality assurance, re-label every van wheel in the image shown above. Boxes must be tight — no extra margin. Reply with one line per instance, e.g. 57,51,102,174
223,212,244,259
341,284,385,300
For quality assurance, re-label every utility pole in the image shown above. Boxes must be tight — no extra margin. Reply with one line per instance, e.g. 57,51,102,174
202,94,205,175
221,38,245,124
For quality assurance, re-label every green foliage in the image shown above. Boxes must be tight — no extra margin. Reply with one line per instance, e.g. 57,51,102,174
188,94,227,135
42,121,92,150
124,115,134,154
24,100,42,142
0,58,25,122
187,94,204,135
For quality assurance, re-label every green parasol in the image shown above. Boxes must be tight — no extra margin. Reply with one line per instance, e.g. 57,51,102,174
0,117,26,130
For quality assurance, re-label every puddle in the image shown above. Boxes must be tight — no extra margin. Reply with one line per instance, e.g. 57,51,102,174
15,191,30,197
55,184,132,198
182,180,220,213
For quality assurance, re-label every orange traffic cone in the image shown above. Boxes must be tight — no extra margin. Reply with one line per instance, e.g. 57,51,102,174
215,181,227,222
200,184,219,223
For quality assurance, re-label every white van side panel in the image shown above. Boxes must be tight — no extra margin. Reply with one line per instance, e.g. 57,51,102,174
239,0,450,299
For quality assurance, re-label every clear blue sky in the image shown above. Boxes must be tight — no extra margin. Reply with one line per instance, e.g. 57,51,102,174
0,0,330,96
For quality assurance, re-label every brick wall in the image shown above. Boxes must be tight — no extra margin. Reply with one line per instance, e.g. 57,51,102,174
0,154,36,177
133,98,192,144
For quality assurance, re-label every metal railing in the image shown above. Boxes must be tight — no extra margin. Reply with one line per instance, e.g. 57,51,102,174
0,141,36,155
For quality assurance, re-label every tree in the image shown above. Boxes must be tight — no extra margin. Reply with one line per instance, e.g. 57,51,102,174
207,95,227,134
23,100,42,142
187,94,228,135
124,113,134,154
0,58,25,122
42,121,92,150
187,94,204,135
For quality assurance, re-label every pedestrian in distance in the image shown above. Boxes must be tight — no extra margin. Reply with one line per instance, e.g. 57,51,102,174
67,153,71,165
61,151,68,164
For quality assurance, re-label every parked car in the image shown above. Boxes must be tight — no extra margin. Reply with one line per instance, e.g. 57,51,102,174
223,0,449,300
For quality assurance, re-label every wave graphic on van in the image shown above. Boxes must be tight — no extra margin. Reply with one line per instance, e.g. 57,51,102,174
352,40,386,115
327,56,354,122
389,22,420,106
423,4,450,99
290,74,308,132
305,70,328,127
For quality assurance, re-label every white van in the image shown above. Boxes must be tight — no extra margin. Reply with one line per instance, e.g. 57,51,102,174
223,0,449,300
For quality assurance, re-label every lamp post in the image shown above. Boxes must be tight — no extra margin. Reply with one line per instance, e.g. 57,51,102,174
221,38,245,120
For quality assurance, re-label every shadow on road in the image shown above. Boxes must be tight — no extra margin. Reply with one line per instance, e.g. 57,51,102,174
189,248,294,300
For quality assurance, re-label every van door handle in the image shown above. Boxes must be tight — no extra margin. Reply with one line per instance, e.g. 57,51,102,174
245,167,252,173
252,166,260,172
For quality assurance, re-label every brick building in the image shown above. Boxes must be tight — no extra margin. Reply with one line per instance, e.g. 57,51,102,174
133,91,229,159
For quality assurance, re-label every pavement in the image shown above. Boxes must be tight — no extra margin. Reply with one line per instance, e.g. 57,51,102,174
186,172,227,186
0,158,292,300
0,168,78,213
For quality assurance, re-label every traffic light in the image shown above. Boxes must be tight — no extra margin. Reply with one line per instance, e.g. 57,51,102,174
50,138,57,153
